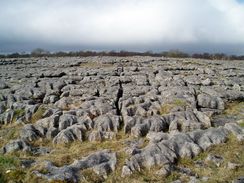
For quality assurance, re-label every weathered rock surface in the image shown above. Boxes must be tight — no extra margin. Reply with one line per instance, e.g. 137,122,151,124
1,139,50,155
33,150,116,182
53,124,86,144
0,57,244,182
121,123,243,176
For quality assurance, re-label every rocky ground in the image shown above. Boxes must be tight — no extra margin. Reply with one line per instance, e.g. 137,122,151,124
0,56,244,183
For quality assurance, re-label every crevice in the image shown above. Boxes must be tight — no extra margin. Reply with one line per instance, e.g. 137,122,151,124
115,80,123,116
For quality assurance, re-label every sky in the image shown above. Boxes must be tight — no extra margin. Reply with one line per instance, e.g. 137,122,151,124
0,0,244,54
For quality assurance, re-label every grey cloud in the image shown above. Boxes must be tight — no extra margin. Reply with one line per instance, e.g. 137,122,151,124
0,0,244,54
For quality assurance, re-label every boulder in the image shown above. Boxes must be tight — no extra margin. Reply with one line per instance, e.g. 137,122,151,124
0,81,9,89
197,93,224,110
34,150,116,182
0,102,6,114
233,177,244,183
224,123,244,141
122,123,244,176
201,78,211,86
53,124,86,144
88,130,115,142
94,114,121,132
58,114,78,131
1,139,31,154
20,124,43,141
0,139,49,155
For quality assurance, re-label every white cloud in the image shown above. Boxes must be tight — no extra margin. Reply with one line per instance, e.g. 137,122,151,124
0,0,244,52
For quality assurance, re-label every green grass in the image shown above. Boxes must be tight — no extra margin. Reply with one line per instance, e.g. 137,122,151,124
30,106,46,123
223,102,244,118
32,131,132,167
177,134,244,183
160,98,188,115
0,99,243,183
3,130,150,183
14,109,25,117
0,155,18,169
1,133,244,183
82,169,104,183
13,109,25,122
239,121,244,128
0,124,21,147
0,155,26,183
165,172,181,182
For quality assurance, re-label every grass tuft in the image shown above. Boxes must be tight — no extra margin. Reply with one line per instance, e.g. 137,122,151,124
160,98,188,115
30,106,46,123
177,134,244,182
0,155,18,169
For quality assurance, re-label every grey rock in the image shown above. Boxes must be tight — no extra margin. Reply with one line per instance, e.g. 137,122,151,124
10,130,48,153
53,124,86,144
94,114,121,132
175,166,196,176
0,102,6,114
201,78,211,86
0,81,9,89
0,94,6,102
88,130,116,142
224,123,244,141
122,123,243,176
88,130,103,142
227,162,242,170
172,180,182,183
55,97,73,110
1,139,31,154
25,104,39,122
131,123,150,137
43,94,59,104
197,93,225,110
124,115,168,137
4,109,14,124
155,164,173,177
189,127,229,150
124,110,210,137
21,159,36,168
31,89,46,100
42,108,60,118
42,71,66,78
194,160,205,168
34,150,116,182
122,140,177,177
233,177,244,183
233,84,241,91
31,146,51,155
58,114,78,131
6,95,16,108
201,176,209,182
146,132,169,143
188,176,199,183
1,57,244,181
20,124,43,141
60,91,69,97
122,166,132,177
224,90,244,101
185,75,201,85
36,114,60,129
46,127,59,139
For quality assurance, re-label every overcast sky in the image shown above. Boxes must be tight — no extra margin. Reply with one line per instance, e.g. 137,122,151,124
0,0,244,54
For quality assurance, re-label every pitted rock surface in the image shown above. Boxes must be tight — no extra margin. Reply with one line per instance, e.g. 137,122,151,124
0,57,243,182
